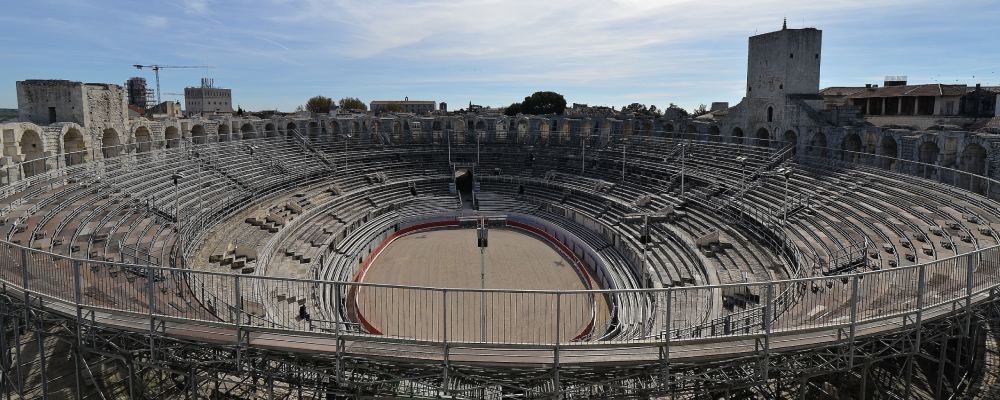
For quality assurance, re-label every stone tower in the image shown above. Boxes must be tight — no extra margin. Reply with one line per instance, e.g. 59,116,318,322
745,25,822,101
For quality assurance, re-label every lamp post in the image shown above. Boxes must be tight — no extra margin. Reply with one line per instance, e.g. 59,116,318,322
680,143,687,197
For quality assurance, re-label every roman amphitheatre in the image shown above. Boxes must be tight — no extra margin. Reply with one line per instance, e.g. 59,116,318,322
0,25,999,399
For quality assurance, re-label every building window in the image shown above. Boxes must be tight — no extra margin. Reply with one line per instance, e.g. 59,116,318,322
767,106,774,122
48,107,56,123
789,53,794,59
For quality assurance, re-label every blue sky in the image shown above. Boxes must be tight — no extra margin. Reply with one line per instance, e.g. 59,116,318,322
1,0,998,112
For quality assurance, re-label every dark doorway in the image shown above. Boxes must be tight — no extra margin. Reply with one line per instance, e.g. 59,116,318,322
455,168,474,206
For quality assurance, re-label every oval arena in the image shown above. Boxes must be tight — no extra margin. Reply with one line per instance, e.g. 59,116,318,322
2,27,1000,400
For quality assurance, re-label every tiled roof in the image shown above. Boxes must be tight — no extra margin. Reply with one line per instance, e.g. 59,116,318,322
820,87,866,97
847,84,967,99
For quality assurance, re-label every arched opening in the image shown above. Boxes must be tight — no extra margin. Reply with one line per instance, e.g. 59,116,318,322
755,127,770,148
918,141,940,178
517,120,529,143
643,120,653,135
264,123,276,137
286,122,297,135
165,126,180,148
959,143,988,192
783,130,797,154
841,133,862,162
330,121,340,138
686,124,698,140
808,131,828,158
309,121,319,139
191,125,207,145
880,136,898,170
241,123,255,139
19,130,45,177
560,121,571,144
731,127,744,144
767,106,774,122
432,120,444,144
63,128,87,166
102,128,121,158
708,126,721,142
392,121,402,142
218,123,231,142
539,121,550,144
665,123,675,134
134,126,152,153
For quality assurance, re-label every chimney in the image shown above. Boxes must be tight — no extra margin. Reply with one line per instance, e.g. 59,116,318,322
976,83,982,90
865,84,872,89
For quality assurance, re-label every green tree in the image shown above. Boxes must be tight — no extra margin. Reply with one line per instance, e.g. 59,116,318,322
504,102,523,116
339,97,367,111
521,91,566,115
691,104,710,117
305,96,333,114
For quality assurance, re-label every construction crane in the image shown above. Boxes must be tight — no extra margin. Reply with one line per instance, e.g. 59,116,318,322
132,64,214,105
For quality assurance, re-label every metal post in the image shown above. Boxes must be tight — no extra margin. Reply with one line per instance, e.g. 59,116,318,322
680,144,686,196
553,292,561,397
234,274,242,371
783,175,789,229
581,135,586,174
442,289,449,393
73,260,83,400
622,139,626,181
848,274,859,369
762,282,773,381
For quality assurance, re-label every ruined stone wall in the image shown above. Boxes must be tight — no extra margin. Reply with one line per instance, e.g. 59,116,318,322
16,80,86,126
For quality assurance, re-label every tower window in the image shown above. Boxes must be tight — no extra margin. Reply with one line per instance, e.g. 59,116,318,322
790,53,794,59
815,53,819,59
767,107,774,122
779,84,783,89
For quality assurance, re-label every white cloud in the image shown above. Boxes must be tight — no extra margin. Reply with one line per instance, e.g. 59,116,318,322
140,15,169,29
180,0,209,15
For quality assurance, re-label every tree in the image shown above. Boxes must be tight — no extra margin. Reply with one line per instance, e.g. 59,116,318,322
691,104,710,117
520,91,567,115
305,96,333,114
622,103,659,116
339,97,367,111
504,102,523,116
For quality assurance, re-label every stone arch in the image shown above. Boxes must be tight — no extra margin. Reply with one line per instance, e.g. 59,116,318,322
755,127,770,148
686,123,698,140
309,121,319,139
240,123,255,139
708,125,721,142
218,123,231,142
134,126,153,153
539,120,551,143
560,120,571,144
731,127,745,144
392,120,402,142
264,123,276,137
665,123,675,133
165,126,181,149
191,124,207,145
783,130,798,154
917,140,940,178
329,120,340,138
517,119,529,143
19,129,45,177
959,143,988,192
880,136,898,170
63,128,87,166
101,128,121,158
286,122,297,135
432,120,444,144
643,120,653,135
841,132,862,162
807,131,829,158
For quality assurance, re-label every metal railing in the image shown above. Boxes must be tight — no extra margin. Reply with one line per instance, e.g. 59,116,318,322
0,130,998,356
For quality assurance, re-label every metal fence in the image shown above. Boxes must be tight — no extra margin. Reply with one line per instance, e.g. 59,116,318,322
0,131,998,354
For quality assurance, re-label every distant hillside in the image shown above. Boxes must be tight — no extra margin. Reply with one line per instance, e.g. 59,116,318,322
0,109,16,122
